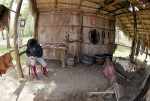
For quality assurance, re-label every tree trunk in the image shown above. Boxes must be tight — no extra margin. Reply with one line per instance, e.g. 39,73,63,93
13,0,24,78
6,0,14,48
1,30,5,40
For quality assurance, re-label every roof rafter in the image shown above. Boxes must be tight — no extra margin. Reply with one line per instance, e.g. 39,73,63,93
78,0,83,9
116,9,150,16
116,16,131,36
96,0,126,13
37,2,99,10
84,0,104,6
108,2,150,14
55,0,57,8
137,13,149,36
123,14,140,36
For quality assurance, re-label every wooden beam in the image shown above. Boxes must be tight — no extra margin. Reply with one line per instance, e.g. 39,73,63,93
84,0,104,6
78,0,83,9
124,14,134,28
123,14,140,36
116,9,150,16
13,0,24,78
38,8,113,19
77,12,83,62
137,13,148,34
96,0,126,13
133,74,150,101
116,16,131,36
55,0,57,8
109,2,150,14
18,50,26,56
37,2,99,10
135,0,145,9
33,11,38,38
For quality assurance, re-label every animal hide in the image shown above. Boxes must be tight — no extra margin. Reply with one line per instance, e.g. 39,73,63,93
0,4,10,31
0,52,13,76
103,57,118,86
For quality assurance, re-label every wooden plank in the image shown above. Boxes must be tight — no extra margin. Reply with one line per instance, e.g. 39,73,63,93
77,12,83,62
116,16,131,36
123,14,140,36
55,0,57,8
84,0,104,6
139,72,150,90
116,9,150,16
96,0,126,13
109,2,150,14
37,2,98,10
133,73,150,101
113,83,125,101
78,0,83,9
89,90,114,95
13,0,24,78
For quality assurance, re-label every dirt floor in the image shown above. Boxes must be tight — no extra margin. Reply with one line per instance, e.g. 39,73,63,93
0,60,149,101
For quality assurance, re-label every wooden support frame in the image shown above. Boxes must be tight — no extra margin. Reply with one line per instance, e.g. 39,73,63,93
115,9,150,16
77,12,84,62
116,16,131,37
123,14,140,37
108,2,150,14
84,0,104,6
96,0,126,13
37,2,99,10
78,0,83,9
13,0,24,78
55,0,57,8
33,11,38,38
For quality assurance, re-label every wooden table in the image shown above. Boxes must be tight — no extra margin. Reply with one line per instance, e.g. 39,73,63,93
42,44,68,68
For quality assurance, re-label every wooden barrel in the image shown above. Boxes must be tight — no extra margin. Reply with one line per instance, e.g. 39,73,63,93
95,55,105,65
67,56,75,67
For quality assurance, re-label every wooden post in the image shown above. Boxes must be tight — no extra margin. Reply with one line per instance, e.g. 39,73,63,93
77,12,83,62
33,11,38,38
13,0,24,78
130,7,137,62
1,30,4,40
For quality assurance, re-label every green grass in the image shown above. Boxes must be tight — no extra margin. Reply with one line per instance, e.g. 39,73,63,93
113,45,150,66
0,37,31,65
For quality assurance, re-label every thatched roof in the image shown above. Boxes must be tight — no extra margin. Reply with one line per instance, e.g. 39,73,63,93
30,0,150,40
0,4,10,31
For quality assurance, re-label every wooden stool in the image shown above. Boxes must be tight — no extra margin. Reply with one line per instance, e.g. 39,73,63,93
26,60,42,77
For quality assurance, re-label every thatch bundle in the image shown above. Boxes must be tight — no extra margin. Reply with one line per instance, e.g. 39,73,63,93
116,17,132,41
0,4,10,31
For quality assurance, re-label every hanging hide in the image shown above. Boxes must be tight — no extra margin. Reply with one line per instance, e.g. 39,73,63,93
102,30,105,44
103,57,118,86
140,39,145,55
135,39,140,56
0,52,13,76
0,5,10,31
